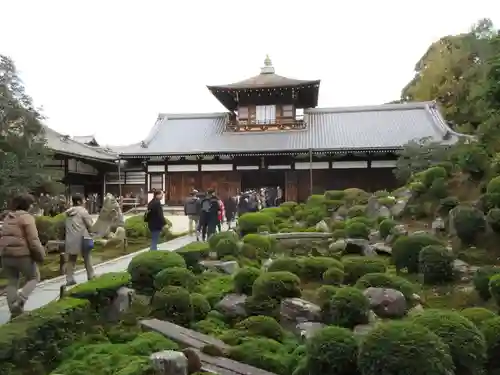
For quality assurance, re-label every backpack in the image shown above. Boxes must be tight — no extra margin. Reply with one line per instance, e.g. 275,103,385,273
185,197,199,215
201,199,212,213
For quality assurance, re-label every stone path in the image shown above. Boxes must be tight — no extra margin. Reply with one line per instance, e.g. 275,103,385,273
0,233,198,324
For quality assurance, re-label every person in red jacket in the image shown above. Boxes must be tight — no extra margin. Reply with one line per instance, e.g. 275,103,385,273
217,199,225,233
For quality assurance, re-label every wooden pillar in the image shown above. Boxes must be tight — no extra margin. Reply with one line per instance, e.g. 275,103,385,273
285,171,298,202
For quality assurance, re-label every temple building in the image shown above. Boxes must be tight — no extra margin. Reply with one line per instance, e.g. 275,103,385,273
65,56,461,205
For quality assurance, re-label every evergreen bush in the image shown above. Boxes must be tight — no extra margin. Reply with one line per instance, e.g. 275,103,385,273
127,251,186,294
487,208,500,232
480,316,500,372
235,316,285,342
378,218,396,239
190,293,211,321
341,256,387,284
304,326,359,375
392,233,442,273
461,307,496,326
321,286,370,328
267,257,302,276
409,309,486,375
489,274,500,309
344,221,370,239
473,266,500,301
358,321,454,375
299,256,343,281
452,205,486,245
238,212,274,234
175,241,210,273
252,271,302,300
233,267,262,295
418,245,454,284
322,267,345,286
214,237,239,259
242,233,273,258
151,286,194,326
154,267,196,291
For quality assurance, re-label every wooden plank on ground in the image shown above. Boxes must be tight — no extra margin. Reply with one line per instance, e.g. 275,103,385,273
140,319,229,351
196,349,278,375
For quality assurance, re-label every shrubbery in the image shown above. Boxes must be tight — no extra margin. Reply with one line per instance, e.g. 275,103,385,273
378,218,396,239
215,237,239,259
418,245,454,284
125,215,172,239
127,251,186,294
481,316,500,372
235,316,284,342
341,256,387,284
392,233,442,273
344,221,370,239
238,212,274,234
322,267,345,286
473,266,500,301
267,257,302,276
151,286,193,326
358,321,454,375
461,307,496,326
242,234,273,258
154,267,196,291
452,205,486,245
487,208,500,232
175,241,210,272
409,309,486,375
321,286,370,328
355,272,415,301
489,274,500,309
299,256,343,282
233,267,262,295
252,271,302,300
303,326,359,375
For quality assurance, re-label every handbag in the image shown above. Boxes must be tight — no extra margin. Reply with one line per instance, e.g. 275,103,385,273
82,236,94,254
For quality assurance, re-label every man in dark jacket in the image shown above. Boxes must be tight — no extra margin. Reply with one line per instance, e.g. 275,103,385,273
184,190,201,241
199,189,220,241
224,196,237,229
144,190,166,250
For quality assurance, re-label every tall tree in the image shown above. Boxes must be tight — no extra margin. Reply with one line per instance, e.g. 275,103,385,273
0,55,63,209
400,19,497,132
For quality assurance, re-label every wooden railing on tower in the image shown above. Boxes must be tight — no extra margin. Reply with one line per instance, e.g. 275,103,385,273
226,114,306,132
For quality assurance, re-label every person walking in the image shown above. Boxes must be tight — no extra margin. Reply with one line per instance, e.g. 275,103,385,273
65,195,95,286
144,190,166,250
217,198,225,233
199,189,220,241
0,193,45,318
224,196,237,229
184,190,201,241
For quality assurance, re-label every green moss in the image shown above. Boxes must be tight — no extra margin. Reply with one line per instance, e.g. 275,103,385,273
69,272,131,299
196,274,234,306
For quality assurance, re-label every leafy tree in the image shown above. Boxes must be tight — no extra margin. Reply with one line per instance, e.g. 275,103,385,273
394,137,451,183
0,55,63,209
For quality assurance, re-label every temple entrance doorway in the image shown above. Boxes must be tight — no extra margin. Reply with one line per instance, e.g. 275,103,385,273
240,170,286,196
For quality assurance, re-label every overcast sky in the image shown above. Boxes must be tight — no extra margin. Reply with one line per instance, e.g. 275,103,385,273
1,0,499,146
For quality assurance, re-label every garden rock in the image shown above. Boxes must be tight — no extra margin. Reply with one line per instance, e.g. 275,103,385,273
215,293,248,318
385,224,408,244
105,286,135,322
280,298,321,323
371,242,392,256
408,303,425,316
262,258,273,271
378,205,392,218
453,259,478,282
296,321,326,341
366,197,381,218
150,350,188,375
315,220,329,232
199,260,239,275
363,287,407,319
345,238,375,256
391,199,409,218
368,230,381,243
329,239,346,252
431,217,445,235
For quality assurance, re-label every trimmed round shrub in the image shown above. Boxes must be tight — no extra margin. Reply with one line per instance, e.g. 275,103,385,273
304,326,358,375
347,205,366,218
242,234,272,258
341,256,387,284
154,267,196,291
316,285,339,306
473,266,500,301
409,309,486,375
422,166,447,187
452,205,486,245
151,286,193,326
481,316,500,372
487,176,500,195
190,293,211,321
236,316,284,342
322,267,345,286
215,237,239,259
439,196,460,214
299,256,343,282
124,215,149,238
332,229,346,239
487,208,500,233
252,271,301,300
325,190,345,200
176,242,210,272
233,267,262,295
344,221,370,239
392,233,442,273
321,286,370,328
377,196,395,207
208,230,239,250
267,257,302,276
358,321,454,375
489,274,500,309
418,245,454,285
461,307,496,326
355,272,415,301
244,296,281,319
128,251,186,294
378,218,396,239
238,212,274,234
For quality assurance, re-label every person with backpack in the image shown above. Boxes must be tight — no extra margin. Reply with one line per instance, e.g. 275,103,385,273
184,190,201,241
199,189,220,241
144,190,166,250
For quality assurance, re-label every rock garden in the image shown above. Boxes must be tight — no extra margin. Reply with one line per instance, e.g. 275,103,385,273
5,161,500,375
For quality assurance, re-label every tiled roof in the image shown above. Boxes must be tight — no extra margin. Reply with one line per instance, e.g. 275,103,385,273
117,102,462,157
43,126,116,161
73,135,99,146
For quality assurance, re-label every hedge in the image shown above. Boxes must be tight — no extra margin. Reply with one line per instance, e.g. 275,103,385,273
0,298,91,374
341,256,387,284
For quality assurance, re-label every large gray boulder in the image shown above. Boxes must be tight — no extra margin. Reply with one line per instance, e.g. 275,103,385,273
150,350,188,375
363,287,407,319
215,293,248,318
